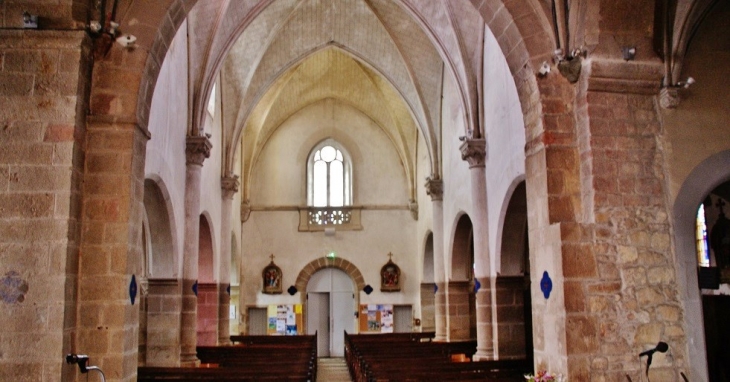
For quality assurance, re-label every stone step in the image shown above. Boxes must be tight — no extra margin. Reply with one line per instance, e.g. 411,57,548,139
317,357,352,382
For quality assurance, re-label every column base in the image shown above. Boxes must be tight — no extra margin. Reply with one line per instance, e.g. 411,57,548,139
179,354,200,367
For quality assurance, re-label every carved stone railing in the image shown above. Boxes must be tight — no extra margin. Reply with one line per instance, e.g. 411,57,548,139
298,206,363,232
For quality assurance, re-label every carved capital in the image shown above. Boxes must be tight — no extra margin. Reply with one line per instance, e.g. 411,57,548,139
221,175,240,199
240,199,251,223
659,87,680,109
185,136,212,166
459,138,486,168
408,199,418,220
424,177,443,201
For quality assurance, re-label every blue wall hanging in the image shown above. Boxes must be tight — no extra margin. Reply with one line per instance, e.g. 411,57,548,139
192,280,198,297
129,274,137,305
474,279,481,293
540,271,553,299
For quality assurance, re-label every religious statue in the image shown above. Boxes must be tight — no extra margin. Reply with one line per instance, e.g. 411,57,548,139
262,254,282,294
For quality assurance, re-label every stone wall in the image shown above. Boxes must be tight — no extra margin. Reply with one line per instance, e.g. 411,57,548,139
496,276,528,359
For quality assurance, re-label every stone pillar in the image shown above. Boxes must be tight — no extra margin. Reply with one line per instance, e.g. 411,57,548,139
146,279,181,366
218,175,239,345
460,138,494,359
0,29,93,381
180,136,212,366
446,281,472,340
419,283,436,332
425,177,447,341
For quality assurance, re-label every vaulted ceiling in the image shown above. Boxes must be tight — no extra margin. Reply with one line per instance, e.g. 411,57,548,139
183,0,484,203
205,0,473,202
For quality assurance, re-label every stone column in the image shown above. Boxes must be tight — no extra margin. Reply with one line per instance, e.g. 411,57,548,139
425,177,447,341
460,138,494,359
218,175,239,345
180,136,212,366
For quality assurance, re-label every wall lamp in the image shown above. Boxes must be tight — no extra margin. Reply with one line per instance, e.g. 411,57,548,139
622,46,636,61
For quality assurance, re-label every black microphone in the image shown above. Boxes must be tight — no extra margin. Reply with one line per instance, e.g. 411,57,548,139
639,341,669,357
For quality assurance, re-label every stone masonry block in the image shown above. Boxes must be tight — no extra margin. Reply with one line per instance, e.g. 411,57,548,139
565,315,599,354
635,287,664,307
0,121,44,142
655,305,681,322
0,73,34,95
564,281,587,312
0,143,54,165
0,192,54,218
562,243,597,278
647,266,673,284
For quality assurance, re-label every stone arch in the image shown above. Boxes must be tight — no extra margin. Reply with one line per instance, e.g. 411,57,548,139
294,257,365,293
473,0,554,137
673,150,730,382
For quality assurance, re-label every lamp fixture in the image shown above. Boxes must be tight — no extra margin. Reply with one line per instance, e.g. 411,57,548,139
22,11,38,29
622,46,636,61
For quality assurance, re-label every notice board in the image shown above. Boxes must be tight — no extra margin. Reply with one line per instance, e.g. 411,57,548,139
266,304,303,335
359,304,394,333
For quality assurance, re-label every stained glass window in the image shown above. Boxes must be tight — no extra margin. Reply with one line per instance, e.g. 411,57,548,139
696,204,710,267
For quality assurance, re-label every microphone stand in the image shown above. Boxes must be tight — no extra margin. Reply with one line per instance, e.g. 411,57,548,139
638,342,668,382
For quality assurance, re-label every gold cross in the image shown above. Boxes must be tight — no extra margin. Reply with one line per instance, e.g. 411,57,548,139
269,254,275,262
387,252,393,260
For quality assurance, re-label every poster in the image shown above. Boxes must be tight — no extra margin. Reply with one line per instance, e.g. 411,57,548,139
266,304,303,335
359,304,394,333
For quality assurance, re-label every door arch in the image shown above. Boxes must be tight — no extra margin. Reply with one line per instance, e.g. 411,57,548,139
306,268,355,357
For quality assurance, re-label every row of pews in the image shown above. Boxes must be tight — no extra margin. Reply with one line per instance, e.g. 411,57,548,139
344,332,530,382
138,334,317,381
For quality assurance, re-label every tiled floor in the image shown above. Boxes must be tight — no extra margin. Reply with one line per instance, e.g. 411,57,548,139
317,357,352,382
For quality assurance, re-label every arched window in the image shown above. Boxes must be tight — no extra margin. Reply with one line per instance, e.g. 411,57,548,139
696,203,710,267
308,140,351,207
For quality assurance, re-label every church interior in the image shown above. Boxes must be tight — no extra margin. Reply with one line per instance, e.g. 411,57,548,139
1,0,730,381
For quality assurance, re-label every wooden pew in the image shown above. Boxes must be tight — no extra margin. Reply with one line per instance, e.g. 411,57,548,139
345,332,529,382
139,334,317,382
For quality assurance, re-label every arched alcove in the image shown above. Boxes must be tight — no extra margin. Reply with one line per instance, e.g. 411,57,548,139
143,178,177,278
197,215,217,346
495,181,532,360
450,214,476,341
421,232,436,332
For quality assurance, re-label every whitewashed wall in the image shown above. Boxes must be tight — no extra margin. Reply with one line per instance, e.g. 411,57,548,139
440,72,472,280
145,21,190,279
200,77,224,281
482,26,526,277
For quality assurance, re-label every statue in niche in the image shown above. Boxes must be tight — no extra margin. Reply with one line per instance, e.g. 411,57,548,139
380,252,401,292
262,254,282,294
